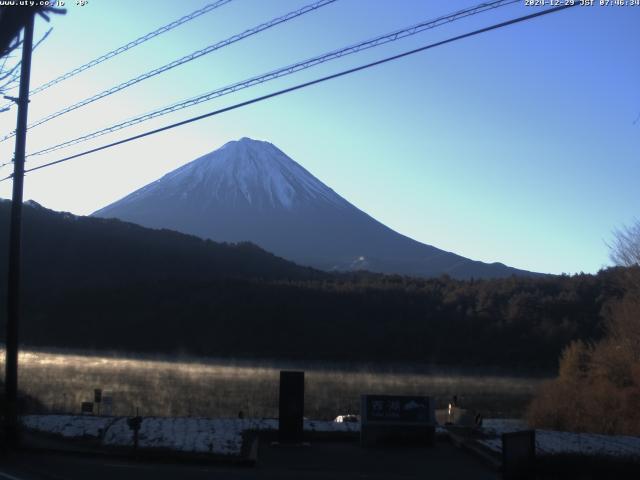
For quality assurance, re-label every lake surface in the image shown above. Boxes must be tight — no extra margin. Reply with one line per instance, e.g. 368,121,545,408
3,348,549,419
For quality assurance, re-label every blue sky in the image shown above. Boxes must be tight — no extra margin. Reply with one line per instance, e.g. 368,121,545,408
0,0,638,275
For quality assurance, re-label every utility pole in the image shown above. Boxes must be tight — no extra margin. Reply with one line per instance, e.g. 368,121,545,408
4,11,35,447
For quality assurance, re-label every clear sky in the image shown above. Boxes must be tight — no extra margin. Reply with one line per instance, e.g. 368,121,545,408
0,0,638,275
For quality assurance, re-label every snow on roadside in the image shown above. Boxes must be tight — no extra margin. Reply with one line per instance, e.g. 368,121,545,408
21,414,112,439
26,414,634,460
305,419,359,433
103,417,243,455
534,430,640,459
481,418,528,437
21,415,359,456
477,418,640,461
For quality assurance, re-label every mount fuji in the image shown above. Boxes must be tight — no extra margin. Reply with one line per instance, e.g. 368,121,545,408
93,137,535,279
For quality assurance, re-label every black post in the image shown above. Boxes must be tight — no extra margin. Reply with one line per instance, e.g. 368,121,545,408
278,371,304,443
502,430,536,480
4,12,35,447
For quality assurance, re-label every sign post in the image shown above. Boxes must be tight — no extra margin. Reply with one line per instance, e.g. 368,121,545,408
94,389,102,415
360,394,436,446
127,416,143,451
81,402,94,415
101,392,113,416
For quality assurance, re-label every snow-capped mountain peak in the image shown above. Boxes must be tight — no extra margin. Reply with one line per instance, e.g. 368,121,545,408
126,137,344,211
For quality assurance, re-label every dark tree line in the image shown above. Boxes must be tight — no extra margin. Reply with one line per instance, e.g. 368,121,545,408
0,200,631,371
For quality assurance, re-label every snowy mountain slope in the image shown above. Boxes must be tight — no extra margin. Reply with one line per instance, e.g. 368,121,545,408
93,137,536,279
116,138,347,212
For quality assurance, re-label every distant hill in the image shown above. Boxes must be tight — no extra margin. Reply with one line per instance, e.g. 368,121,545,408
94,137,539,279
0,200,622,369
0,198,322,289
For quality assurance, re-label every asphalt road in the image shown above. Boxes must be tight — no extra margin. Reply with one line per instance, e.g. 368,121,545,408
0,440,499,480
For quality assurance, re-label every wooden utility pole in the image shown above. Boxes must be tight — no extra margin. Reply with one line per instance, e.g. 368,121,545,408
4,11,35,447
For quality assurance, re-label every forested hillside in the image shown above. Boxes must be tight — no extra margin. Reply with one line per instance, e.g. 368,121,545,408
0,200,629,370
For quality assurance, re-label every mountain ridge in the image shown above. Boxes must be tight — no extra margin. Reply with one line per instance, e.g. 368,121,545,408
93,137,539,279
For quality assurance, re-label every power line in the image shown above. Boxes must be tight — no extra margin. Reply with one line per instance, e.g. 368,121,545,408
0,161,13,176
27,0,519,158
0,3,577,184
0,0,233,112
0,0,337,143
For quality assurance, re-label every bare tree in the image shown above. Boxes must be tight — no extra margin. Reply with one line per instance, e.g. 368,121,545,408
0,5,62,108
0,27,52,111
0,5,62,57
610,219,640,268
0,36,22,100
528,221,640,436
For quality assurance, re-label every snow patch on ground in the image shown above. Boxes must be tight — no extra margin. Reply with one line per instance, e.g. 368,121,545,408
21,414,112,439
477,418,640,460
22,415,359,456
481,418,528,437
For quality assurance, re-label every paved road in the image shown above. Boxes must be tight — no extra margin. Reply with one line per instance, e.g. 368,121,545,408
0,440,499,479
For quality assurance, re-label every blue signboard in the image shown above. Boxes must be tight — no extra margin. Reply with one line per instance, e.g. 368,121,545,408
362,395,435,424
